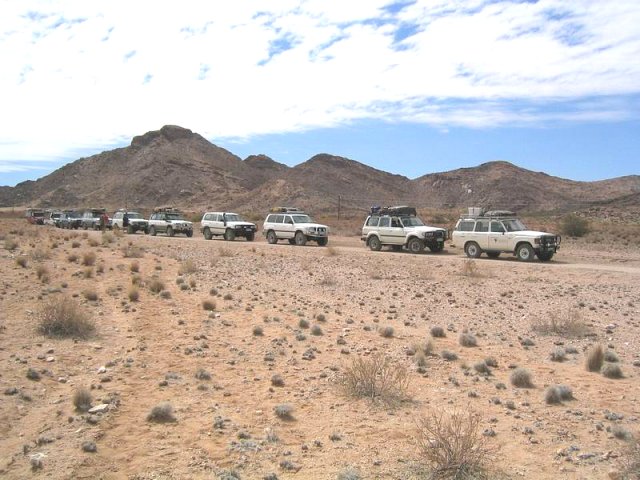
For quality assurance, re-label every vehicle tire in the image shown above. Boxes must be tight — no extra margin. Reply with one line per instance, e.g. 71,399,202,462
516,243,535,262
267,230,278,244
224,229,236,241
429,244,444,253
317,237,328,246
537,251,554,262
127,225,134,235
246,233,255,242
203,227,212,240
288,239,296,245
464,241,482,258
166,226,174,237
149,226,156,236
407,237,424,254
294,231,307,246
368,236,382,251
186,230,193,238
486,251,500,259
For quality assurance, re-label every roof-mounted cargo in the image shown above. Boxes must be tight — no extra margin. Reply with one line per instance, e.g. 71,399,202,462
370,205,417,216
270,206,304,213
463,207,517,218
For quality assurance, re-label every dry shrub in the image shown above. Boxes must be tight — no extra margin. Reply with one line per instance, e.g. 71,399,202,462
602,363,624,379
122,244,144,258
82,267,93,279
128,286,140,302
73,387,92,412
340,353,410,405
621,439,640,479
586,344,604,372
274,404,294,420
101,232,115,245
148,278,165,294
30,248,50,261
130,261,140,273
532,310,589,337
202,299,216,311
218,247,233,257
82,289,99,301
415,410,494,479
319,275,336,286
87,238,99,247
81,251,96,266
510,368,534,388
325,246,339,256
380,326,394,338
4,237,19,251
544,384,573,404
178,259,198,275
561,214,589,237
36,265,49,283
67,253,78,263
146,402,176,423
38,297,95,339
460,259,482,278
15,257,28,268
431,326,446,338
459,332,477,347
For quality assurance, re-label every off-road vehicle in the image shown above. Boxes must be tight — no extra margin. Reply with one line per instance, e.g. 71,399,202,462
44,210,62,226
112,210,149,234
200,212,256,241
361,206,448,253
25,208,46,225
147,207,193,237
451,208,560,262
262,207,329,246
80,208,108,230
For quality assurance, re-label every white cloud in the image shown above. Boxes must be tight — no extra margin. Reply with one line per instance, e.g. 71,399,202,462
0,0,639,172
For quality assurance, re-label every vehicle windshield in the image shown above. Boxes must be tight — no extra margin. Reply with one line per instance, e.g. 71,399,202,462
166,213,186,221
291,215,313,223
224,214,241,222
127,212,143,219
401,216,424,227
51,213,61,218
503,219,527,232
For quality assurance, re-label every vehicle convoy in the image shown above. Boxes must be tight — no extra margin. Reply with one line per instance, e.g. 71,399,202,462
361,206,448,253
25,208,46,225
262,207,329,246
450,207,561,262
56,210,83,229
112,210,148,234
200,212,256,241
44,211,62,226
147,207,193,237
80,208,108,230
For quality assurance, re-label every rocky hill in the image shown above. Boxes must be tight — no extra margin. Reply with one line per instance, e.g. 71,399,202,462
1,125,639,216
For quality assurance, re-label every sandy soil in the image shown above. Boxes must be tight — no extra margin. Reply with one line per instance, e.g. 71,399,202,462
1,219,639,479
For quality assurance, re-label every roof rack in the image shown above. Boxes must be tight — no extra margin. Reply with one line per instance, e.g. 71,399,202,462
154,206,182,213
270,206,304,213
370,205,417,216
462,207,517,218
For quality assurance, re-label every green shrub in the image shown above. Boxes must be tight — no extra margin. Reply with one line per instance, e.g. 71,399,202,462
561,214,589,237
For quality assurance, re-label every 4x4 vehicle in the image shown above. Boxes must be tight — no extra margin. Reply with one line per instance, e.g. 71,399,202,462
361,206,448,253
262,207,329,246
25,208,46,225
44,211,62,226
200,212,256,241
147,207,193,237
451,208,561,262
56,210,82,229
112,210,148,234
80,208,108,230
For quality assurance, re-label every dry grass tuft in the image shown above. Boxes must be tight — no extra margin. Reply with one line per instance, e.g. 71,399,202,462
415,409,494,479
510,368,534,388
122,244,145,258
459,332,477,347
460,259,483,278
545,384,573,404
602,363,624,379
202,299,216,311
340,353,410,405
82,289,99,301
130,261,140,273
532,310,589,337
73,387,92,412
148,278,166,294
178,259,198,275
81,251,96,266
4,237,19,251
586,344,604,372
146,402,176,423
15,257,28,268
128,286,140,302
38,297,95,339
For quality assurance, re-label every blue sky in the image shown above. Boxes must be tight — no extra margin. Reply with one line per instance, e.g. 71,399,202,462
1,0,639,187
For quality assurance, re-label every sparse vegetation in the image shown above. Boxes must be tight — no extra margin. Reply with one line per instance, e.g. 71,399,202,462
271,374,285,387
441,350,458,361
602,363,623,379
82,251,96,266
561,213,589,237
311,325,323,336
544,384,573,404
415,410,493,479
252,325,264,336
202,299,216,311
38,297,95,339
532,310,588,337
510,368,534,388
122,244,145,258
146,402,176,423
73,387,92,412
148,278,166,294
380,326,394,338
430,326,446,338
4,237,19,251
459,332,477,347
274,404,294,420
130,261,140,273
550,347,567,362
340,353,410,405
461,259,482,278
82,289,99,301
586,344,604,372
178,259,198,275
128,286,140,302
15,256,27,268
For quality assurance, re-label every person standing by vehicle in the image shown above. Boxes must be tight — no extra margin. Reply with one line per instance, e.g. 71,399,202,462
123,211,129,231
100,211,108,232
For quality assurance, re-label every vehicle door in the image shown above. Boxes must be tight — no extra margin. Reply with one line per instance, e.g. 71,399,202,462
377,216,394,244
211,214,224,235
282,215,295,239
473,220,490,249
488,220,509,251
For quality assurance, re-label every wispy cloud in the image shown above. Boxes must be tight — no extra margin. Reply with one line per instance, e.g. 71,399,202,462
0,0,639,172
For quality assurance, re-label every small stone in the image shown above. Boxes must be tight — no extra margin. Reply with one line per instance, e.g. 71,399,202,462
26,368,41,381
88,404,109,414
4,387,18,395
81,441,97,453
97,366,107,374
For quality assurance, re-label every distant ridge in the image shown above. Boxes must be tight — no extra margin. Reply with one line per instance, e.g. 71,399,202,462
1,125,639,216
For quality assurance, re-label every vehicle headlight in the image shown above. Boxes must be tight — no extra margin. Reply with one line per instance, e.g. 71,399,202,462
534,238,541,245
424,232,434,238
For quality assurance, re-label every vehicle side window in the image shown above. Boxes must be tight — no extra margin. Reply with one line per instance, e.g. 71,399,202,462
273,215,283,223
491,221,505,233
475,220,489,232
366,216,379,227
379,217,390,227
391,217,401,228
457,221,474,231
284,216,293,224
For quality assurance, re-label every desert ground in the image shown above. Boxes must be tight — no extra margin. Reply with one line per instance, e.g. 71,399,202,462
1,218,639,480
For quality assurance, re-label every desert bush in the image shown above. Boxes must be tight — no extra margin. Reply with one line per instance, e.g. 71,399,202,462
38,297,95,339
4,237,19,251
15,257,28,268
561,214,589,237
101,232,115,245
473,361,491,375
130,261,140,273
252,325,264,336
510,368,534,388
128,286,140,302
82,289,99,301
604,350,620,363
298,318,310,329
460,259,482,278
223,293,233,300
73,387,92,412
621,439,640,478
316,313,327,322
30,248,50,261
67,253,78,263
532,310,588,337
274,404,294,420
380,326,394,338
311,325,323,336
195,368,212,380
71,240,81,248
340,353,410,405
88,238,99,247
202,300,216,311
441,350,458,361
122,244,145,258
586,344,604,372
415,410,492,479
160,290,172,299
430,326,446,338
602,363,624,379
36,265,49,280
337,467,362,480
550,347,566,362
82,267,93,278
544,384,573,404
82,251,96,266
459,332,477,347
148,278,165,294
271,374,285,387
218,247,233,257
484,356,498,368
146,402,176,423
179,259,198,275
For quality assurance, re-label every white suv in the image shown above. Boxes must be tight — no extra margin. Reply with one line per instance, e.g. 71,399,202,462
361,206,447,254
147,207,193,237
200,212,256,241
262,208,329,246
112,210,149,234
451,208,560,261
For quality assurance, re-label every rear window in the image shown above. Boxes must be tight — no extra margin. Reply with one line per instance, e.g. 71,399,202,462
474,220,489,232
457,221,475,231
366,216,379,227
